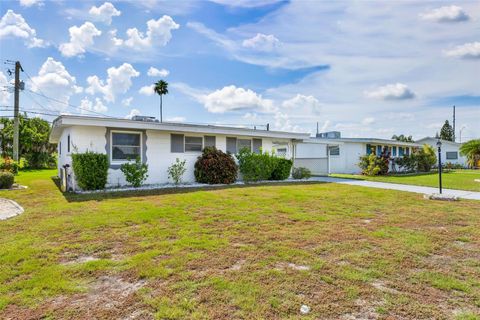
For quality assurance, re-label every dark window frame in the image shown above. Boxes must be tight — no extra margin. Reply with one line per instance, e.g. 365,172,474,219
110,130,142,163
446,151,458,160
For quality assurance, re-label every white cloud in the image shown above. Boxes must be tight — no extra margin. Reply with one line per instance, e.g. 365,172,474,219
30,57,82,111
0,10,46,48
243,112,258,120
444,42,480,59
274,111,300,132
319,120,331,132
242,33,281,51
19,0,43,7
125,108,141,119
124,15,179,49
361,117,375,125
365,83,415,100
201,85,275,113
281,94,322,114
79,97,107,114
147,67,169,77
139,84,155,96
89,2,121,25
122,97,133,107
0,72,12,104
86,63,140,102
166,116,186,122
209,0,281,8
59,22,102,57
420,5,469,23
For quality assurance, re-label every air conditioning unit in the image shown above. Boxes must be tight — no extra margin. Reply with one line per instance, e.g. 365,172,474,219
131,115,159,122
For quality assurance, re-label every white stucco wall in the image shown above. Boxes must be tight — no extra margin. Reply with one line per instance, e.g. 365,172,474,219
418,138,467,167
58,125,288,189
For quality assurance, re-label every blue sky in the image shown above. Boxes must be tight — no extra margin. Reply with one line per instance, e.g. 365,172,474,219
0,0,479,140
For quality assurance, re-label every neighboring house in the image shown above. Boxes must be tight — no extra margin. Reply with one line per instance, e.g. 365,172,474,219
49,115,309,190
416,137,467,167
275,132,423,175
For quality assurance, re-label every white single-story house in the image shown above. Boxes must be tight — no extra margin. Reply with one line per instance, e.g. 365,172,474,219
49,115,309,190
416,137,467,167
275,133,423,175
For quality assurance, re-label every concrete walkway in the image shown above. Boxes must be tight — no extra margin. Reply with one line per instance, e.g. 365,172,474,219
311,177,480,200
0,198,24,220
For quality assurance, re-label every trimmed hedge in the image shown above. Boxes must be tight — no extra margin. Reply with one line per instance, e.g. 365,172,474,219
194,147,238,184
0,172,14,189
72,152,109,190
270,158,293,180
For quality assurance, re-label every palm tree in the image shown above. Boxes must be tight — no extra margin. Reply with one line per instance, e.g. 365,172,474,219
460,139,480,168
154,80,168,122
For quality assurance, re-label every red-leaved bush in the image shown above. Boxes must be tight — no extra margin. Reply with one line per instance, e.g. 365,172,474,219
194,147,238,184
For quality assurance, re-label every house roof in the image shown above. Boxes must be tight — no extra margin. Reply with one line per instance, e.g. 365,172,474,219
49,115,310,143
416,137,463,146
303,137,423,147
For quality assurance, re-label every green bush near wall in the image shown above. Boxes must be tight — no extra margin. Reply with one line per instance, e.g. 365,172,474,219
237,148,293,182
72,152,109,190
0,172,14,189
270,158,293,180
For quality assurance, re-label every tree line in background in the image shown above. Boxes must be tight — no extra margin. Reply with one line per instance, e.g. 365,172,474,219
0,115,57,171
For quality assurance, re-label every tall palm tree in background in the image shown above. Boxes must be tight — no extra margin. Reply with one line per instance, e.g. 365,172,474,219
154,80,168,122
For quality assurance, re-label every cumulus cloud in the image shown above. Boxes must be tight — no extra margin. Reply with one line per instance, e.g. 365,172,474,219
147,67,169,77
30,57,82,111
19,0,43,7
0,72,12,104
361,117,375,125
139,84,155,96
242,33,281,51
86,63,140,102
365,83,415,100
420,5,469,23
79,97,108,114
0,10,46,48
200,85,274,113
121,97,133,106
274,111,300,132
59,22,102,57
281,94,322,114
444,42,480,59
124,15,179,49
89,2,121,25
125,108,141,119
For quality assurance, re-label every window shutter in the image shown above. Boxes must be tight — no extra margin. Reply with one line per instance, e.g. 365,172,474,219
226,137,237,154
171,134,184,153
67,135,70,153
204,136,216,148
252,138,262,154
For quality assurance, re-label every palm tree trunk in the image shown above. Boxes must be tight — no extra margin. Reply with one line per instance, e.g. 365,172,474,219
160,94,163,122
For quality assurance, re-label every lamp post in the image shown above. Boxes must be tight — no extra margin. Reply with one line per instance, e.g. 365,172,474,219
436,139,442,194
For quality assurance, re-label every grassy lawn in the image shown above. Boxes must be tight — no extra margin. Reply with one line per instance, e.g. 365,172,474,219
331,170,480,192
0,170,479,319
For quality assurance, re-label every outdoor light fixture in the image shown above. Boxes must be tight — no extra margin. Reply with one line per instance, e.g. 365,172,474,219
436,139,442,194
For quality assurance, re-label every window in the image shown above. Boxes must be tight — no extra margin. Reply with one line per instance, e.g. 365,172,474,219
392,146,397,157
376,145,382,155
204,136,216,148
237,139,251,152
252,138,262,154
399,147,404,156
171,134,184,153
405,147,410,156
67,134,70,153
277,148,287,157
329,146,340,156
366,144,372,155
111,131,141,162
185,136,203,152
446,151,458,160
226,137,237,154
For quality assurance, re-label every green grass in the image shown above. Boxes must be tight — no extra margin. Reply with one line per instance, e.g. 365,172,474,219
0,169,479,319
331,169,480,192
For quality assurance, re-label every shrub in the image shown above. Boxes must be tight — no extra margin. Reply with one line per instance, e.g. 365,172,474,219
416,144,437,172
395,154,416,173
292,167,311,179
24,152,57,169
359,154,389,176
270,158,293,180
0,172,14,189
168,158,187,185
120,157,148,188
71,152,109,190
237,148,277,182
0,157,19,175
194,147,238,184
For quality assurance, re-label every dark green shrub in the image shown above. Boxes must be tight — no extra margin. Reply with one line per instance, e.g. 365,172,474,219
359,154,389,176
24,152,57,169
72,152,109,190
0,172,14,189
120,157,148,187
194,147,238,184
237,148,277,182
270,158,293,180
292,167,311,179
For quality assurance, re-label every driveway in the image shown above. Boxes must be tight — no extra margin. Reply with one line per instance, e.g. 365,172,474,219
312,177,480,200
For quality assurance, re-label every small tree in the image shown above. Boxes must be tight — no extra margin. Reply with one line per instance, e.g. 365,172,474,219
439,120,454,142
167,158,187,185
416,144,437,172
391,134,414,143
120,157,149,188
460,139,480,168
359,154,389,176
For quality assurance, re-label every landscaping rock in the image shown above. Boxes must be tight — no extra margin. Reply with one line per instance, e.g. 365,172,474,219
300,304,310,314
0,198,24,220
424,193,459,201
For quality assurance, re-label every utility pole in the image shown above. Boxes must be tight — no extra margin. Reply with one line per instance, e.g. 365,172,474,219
13,61,23,162
452,105,456,142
